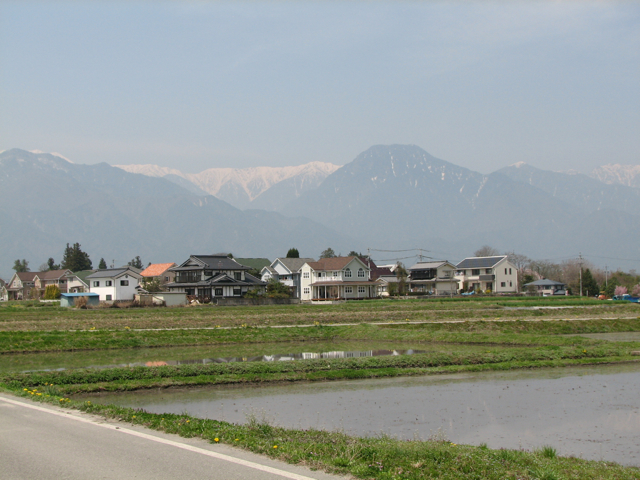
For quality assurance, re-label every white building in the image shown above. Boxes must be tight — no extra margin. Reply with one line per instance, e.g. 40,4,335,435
408,260,458,294
86,267,143,301
260,257,315,298
455,256,518,293
299,256,378,301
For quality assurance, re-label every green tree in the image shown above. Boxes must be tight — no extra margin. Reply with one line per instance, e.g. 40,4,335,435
320,247,336,259
12,259,29,272
582,268,599,297
266,279,291,299
128,256,143,269
348,251,363,257
61,243,92,272
142,277,162,293
98,258,107,270
286,248,300,258
47,258,60,270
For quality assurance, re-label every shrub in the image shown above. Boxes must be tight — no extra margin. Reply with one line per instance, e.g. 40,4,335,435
633,284,640,297
75,295,88,309
44,285,61,300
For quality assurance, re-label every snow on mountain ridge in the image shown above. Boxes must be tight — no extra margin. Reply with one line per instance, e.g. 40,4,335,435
590,164,640,188
115,161,340,202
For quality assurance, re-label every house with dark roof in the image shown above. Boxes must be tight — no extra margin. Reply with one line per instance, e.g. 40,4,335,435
6,271,38,300
260,257,315,298
86,267,143,301
455,255,517,293
523,278,567,296
408,261,458,294
299,256,378,301
166,254,266,302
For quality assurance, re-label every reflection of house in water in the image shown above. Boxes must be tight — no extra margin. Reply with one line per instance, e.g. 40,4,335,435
138,348,428,368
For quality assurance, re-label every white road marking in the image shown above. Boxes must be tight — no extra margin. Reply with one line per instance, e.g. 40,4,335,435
0,396,318,480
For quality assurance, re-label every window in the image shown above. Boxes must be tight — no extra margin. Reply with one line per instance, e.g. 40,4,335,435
509,281,512,287
501,282,506,287
505,268,508,274
318,272,324,278
345,286,353,294
234,272,242,281
303,272,309,279
105,280,112,286
215,288,223,296
164,276,169,281
358,268,365,278
93,281,100,287
106,295,112,301
233,288,241,296
333,271,339,277
303,287,310,295
358,286,366,294
485,269,492,274
472,269,480,276
344,269,352,278
509,268,512,275
120,280,129,286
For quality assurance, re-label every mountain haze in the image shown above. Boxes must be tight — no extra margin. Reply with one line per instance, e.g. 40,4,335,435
0,149,351,279
116,162,340,210
590,164,640,189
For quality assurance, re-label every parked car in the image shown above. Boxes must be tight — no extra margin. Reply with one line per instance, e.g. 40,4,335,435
612,294,640,303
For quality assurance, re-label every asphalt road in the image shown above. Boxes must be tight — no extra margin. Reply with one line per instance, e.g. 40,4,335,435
0,394,345,480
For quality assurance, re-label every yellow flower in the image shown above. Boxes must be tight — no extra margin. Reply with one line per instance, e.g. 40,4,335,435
273,445,278,449
132,415,136,418
235,439,239,441
214,438,219,442
186,420,190,423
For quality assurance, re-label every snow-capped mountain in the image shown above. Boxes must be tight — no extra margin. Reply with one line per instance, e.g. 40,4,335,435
115,162,340,210
590,164,640,189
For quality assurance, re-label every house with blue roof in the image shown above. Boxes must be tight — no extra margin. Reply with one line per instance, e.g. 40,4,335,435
455,255,518,293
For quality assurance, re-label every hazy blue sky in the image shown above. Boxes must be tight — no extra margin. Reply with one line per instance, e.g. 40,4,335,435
1,2,638,174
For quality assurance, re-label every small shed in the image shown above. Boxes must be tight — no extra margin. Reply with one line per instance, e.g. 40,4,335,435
60,292,100,307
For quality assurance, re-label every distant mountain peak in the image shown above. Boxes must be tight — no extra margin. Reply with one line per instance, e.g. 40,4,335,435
28,149,74,163
511,161,527,168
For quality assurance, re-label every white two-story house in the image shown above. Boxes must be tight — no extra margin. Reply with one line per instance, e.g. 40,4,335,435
260,257,315,298
299,256,378,301
455,255,517,293
86,267,142,301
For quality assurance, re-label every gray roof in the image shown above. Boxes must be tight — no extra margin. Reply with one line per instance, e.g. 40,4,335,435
408,261,450,271
171,255,251,271
274,257,316,272
456,256,507,269
523,279,566,287
86,267,140,279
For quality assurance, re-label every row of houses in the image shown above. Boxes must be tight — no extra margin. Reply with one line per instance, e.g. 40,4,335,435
1,253,521,303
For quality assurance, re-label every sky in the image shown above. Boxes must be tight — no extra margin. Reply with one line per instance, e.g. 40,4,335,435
1,1,639,174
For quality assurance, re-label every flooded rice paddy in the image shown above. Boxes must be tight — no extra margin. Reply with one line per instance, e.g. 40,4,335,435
77,363,640,466
0,341,496,374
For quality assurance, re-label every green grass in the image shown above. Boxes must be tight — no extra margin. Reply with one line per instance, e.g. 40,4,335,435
8,388,640,479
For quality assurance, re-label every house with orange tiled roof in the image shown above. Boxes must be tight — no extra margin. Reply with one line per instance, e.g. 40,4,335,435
140,263,177,288
299,256,379,302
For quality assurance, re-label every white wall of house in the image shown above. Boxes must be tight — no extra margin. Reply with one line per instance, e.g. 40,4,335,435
456,259,518,293
300,258,372,301
90,274,140,301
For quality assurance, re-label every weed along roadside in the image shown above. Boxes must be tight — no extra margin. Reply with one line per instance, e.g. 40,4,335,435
1,300,640,479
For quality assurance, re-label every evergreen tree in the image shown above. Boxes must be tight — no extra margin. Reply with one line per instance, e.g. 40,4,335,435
320,247,336,259
582,268,599,297
61,243,93,272
47,258,60,271
12,259,29,272
348,251,363,257
286,248,299,258
396,263,408,295
128,256,143,269
98,258,107,270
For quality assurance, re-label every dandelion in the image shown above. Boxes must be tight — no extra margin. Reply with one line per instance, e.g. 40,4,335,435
125,326,130,330
186,420,190,423
273,445,278,449
132,415,136,419
235,439,239,441
214,438,219,442
23,388,27,391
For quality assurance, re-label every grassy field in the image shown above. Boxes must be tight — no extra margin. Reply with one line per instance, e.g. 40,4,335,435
2,297,640,479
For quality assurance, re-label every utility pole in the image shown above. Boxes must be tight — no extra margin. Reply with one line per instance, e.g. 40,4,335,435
578,253,583,297
605,265,608,289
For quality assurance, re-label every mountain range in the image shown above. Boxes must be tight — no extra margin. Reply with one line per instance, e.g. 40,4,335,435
0,149,351,279
2,145,639,279
115,162,340,210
